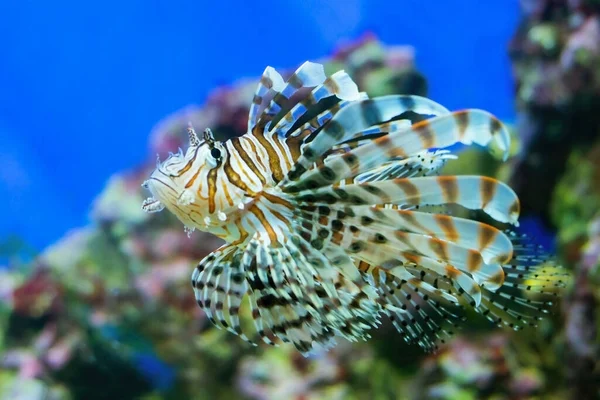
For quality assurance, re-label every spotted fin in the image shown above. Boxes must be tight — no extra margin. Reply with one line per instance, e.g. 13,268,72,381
291,175,521,225
270,70,360,136
366,262,467,352
247,66,286,131
293,204,476,350
289,201,568,351
193,224,384,354
472,232,569,330
278,95,451,184
281,92,370,163
192,244,252,342
284,92,369,141
294,204,490,305
258,61,327,126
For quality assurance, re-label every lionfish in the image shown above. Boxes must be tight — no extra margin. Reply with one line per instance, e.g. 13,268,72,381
142,61,565,354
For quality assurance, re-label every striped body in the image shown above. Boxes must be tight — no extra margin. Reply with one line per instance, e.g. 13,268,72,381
142,62,567,355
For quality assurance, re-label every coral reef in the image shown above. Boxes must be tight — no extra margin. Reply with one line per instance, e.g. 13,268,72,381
510,1,600,398
509,0,600,225
552,138,600,398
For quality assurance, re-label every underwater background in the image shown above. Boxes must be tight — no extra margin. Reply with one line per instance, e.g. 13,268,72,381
1,0,599,399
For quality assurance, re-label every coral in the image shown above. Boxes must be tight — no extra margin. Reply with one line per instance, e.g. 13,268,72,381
552,138,600,398
412,334,570,400
509,0,600,224
514,2,600,398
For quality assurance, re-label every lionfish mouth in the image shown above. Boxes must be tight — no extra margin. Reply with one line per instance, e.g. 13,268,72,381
141,196,164,213
141,179,166,213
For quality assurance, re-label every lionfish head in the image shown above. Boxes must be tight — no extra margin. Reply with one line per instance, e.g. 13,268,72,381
141,126,230,232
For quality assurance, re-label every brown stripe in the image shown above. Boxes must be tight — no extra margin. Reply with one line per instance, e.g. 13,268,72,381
248,203,277,242
478,224,498,252
269,207,290,226
376,134,408,158
185,165,201,189
246,137,267,171
429,238,449,262
231,137,266,185
467,250,482,272
260,75,274,89
233,154,256,188
301,93,317,108
509,199,520,218
261,191,294,210
288,73,303,89
283,112,294,124
480,177,498,208
454,110,470,139
252,94,263,105
437,175,459,203
489,269,506,286
402,252,421,265
221,176,234,207
207,166,218,214
435,214,459,242
272,136,292,171
301,221,313,233
223,145,254,196
229,220,249,246
331,231,343,245
398,210,433,236
445,265,460,280
499,251,513,264
394,231,414,249
408,277,422,287
469,285,480,297
415,120,435,149
176,159,194,176
395,179,420,205
357,261,370,274
175,146,200,177
285,128,311,160
490,116,503,136
376,134,393,156
323,76,338,94
252,125,285,182
285,135,302,160
310,111,327,128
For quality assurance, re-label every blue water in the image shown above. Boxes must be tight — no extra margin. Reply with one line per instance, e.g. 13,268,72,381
0,1,520,254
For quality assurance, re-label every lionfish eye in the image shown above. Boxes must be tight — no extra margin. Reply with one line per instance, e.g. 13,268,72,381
210,148,222,159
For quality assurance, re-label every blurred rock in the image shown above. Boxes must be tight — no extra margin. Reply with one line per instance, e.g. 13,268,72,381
511,3,600,397
509,0,600,226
